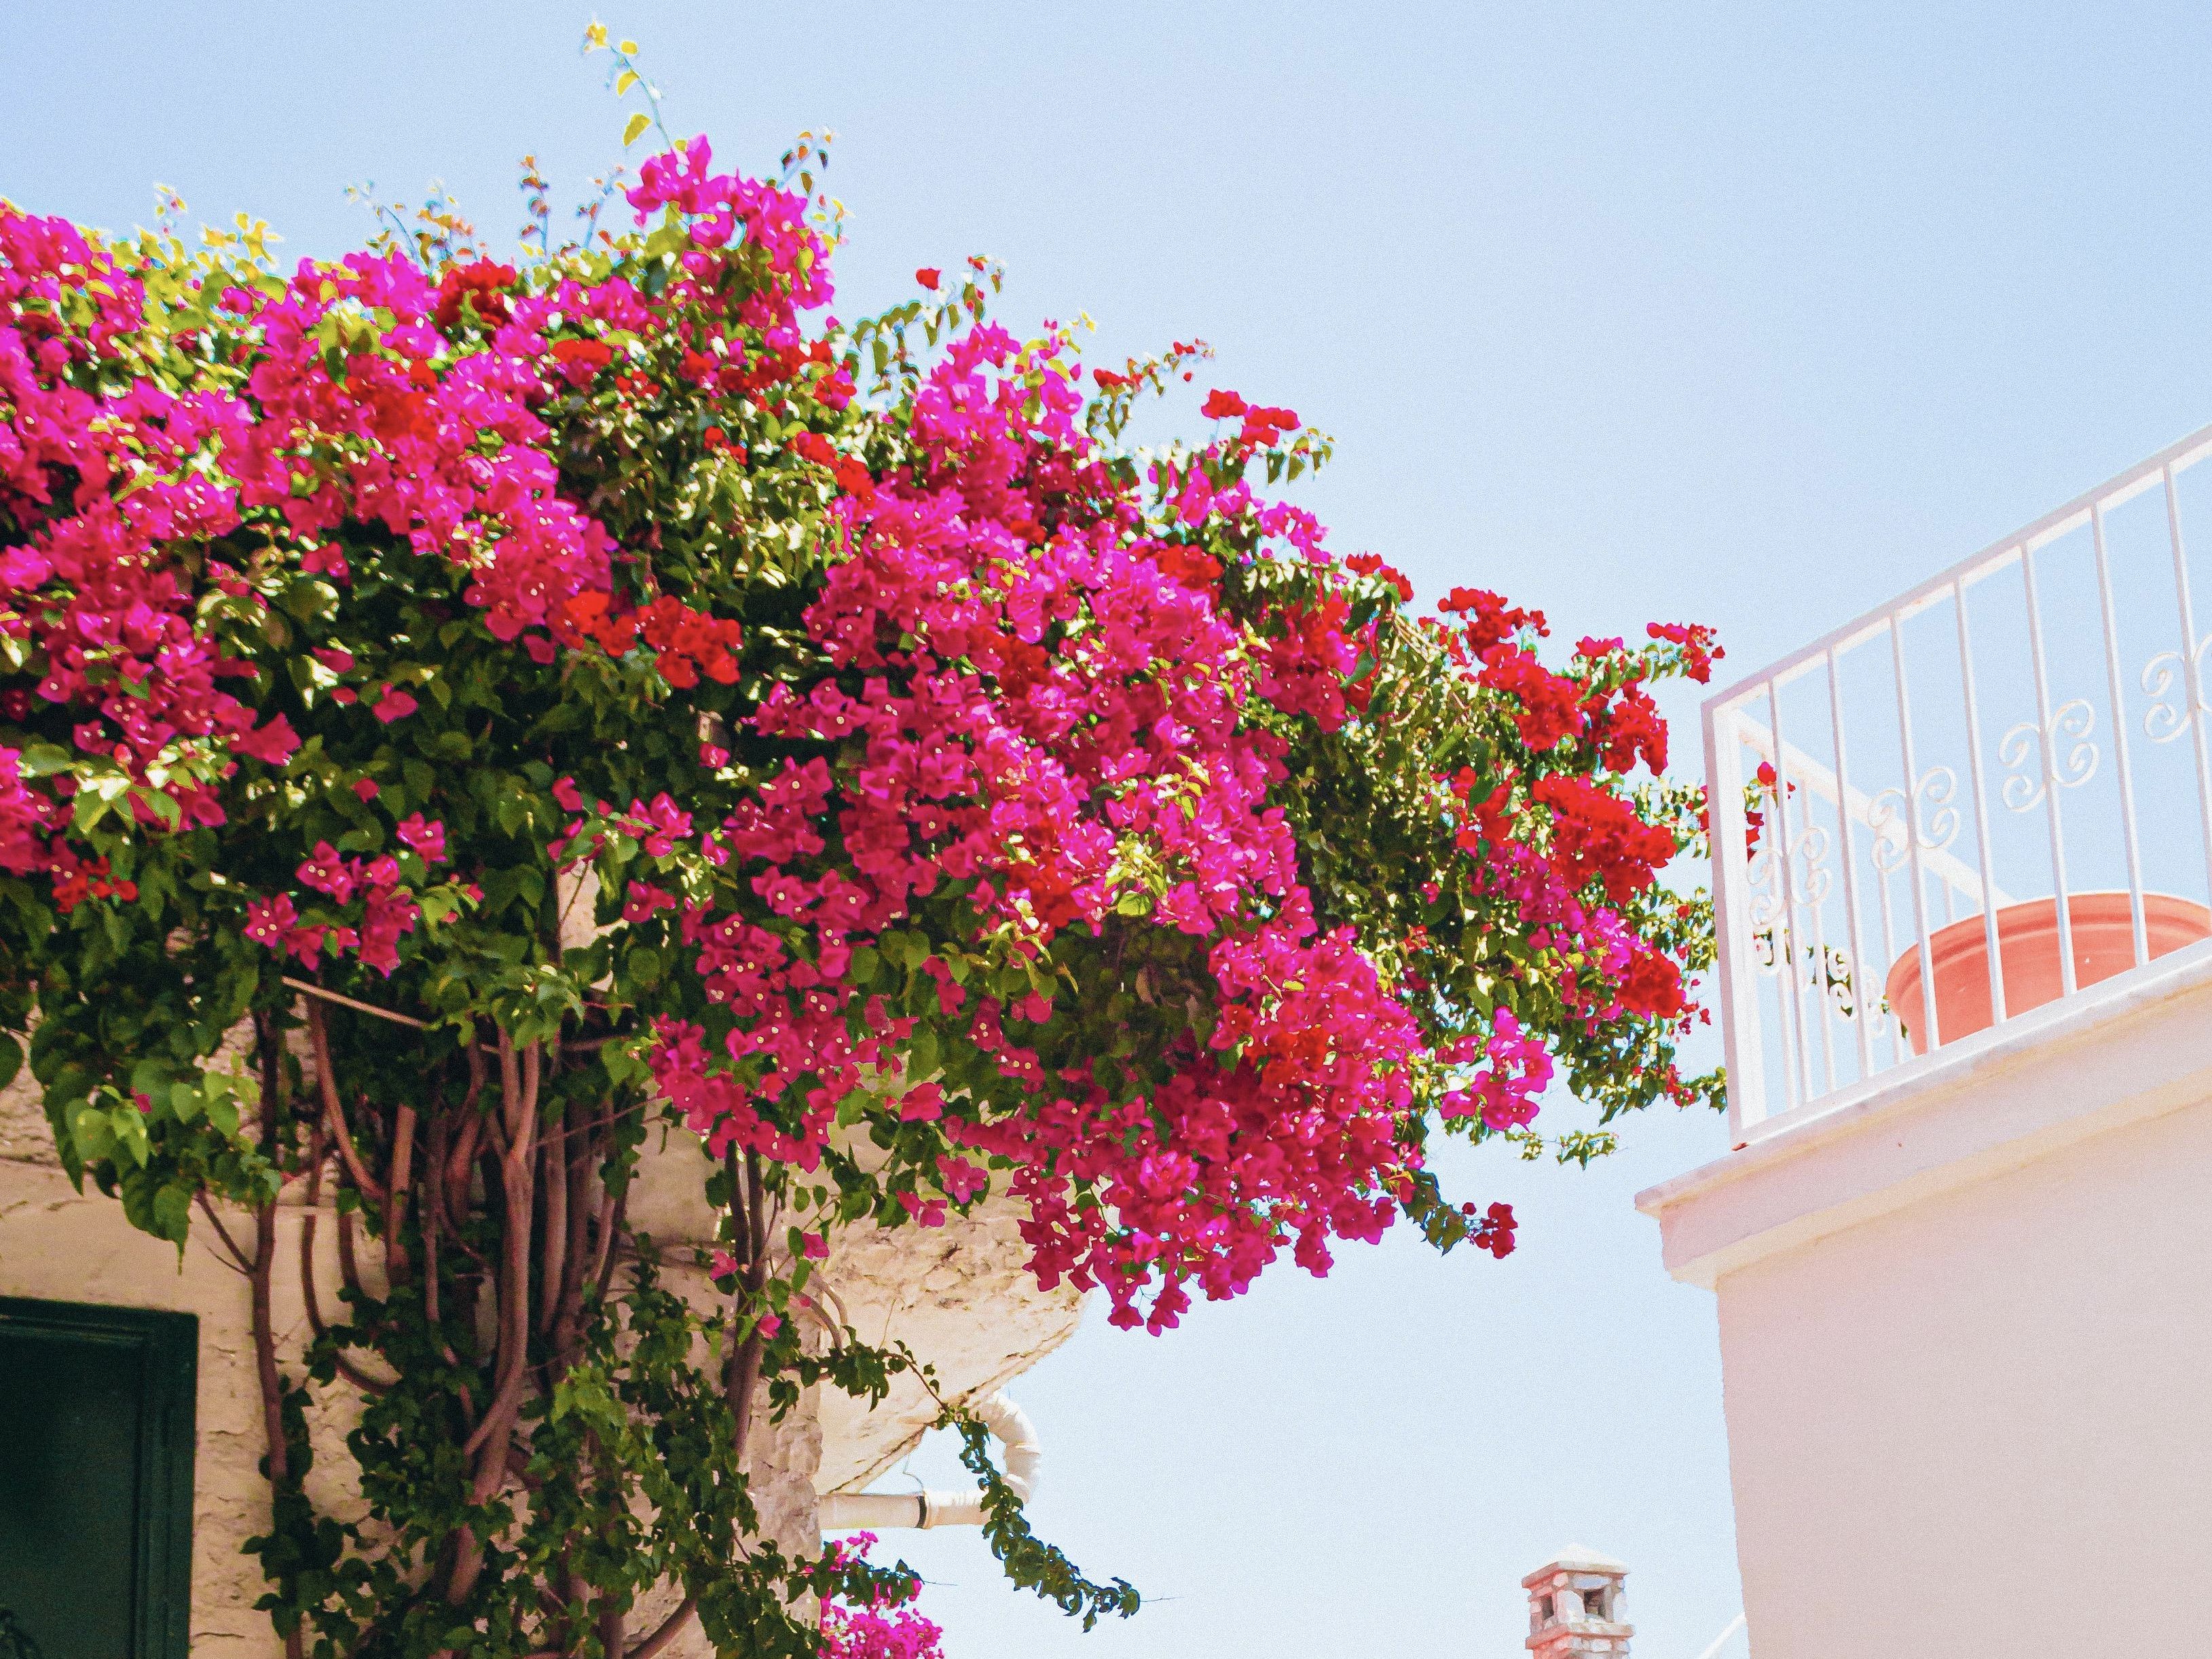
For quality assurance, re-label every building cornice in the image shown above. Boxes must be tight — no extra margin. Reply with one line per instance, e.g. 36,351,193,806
1636,946,2212,1288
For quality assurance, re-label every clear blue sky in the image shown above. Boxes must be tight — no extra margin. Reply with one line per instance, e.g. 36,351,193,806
10,3,2212,1654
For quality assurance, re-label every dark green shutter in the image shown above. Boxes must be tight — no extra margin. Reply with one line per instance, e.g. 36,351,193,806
0,1299,197,1659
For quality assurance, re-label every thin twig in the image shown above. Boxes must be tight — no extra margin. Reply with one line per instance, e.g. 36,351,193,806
284,975,430,1028
193,1192,253,1276
591,1178,627,1305
425,1111,448,1343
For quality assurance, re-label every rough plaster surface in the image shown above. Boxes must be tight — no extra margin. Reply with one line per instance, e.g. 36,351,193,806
0,1046,60,1166
624,1119,1084,1488
0,1064,1080,1656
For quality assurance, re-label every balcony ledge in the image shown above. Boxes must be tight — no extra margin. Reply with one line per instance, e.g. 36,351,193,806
1637,939,2212,1288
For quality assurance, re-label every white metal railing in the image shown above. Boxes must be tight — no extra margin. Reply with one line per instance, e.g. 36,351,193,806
1708,422,2212,1142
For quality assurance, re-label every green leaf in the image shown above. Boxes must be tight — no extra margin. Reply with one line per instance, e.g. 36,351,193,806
131,787,184,828
151,1181,192,1244
70,1104,117,1163
623,112,651,148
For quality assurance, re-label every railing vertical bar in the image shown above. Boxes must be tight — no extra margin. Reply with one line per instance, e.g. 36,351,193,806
1889,615,1942,1051
2163,463,2212,903
1769,686,1840,1106
2021,541,2077,997
1705,702,1765,1145
2091,500,2149,967
1766,682,1813,1106
1953,580,2008,1025
1824,649,1877,1081
1872,859,1904,1066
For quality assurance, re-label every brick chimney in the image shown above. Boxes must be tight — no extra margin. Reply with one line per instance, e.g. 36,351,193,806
1524,1546,1632,1658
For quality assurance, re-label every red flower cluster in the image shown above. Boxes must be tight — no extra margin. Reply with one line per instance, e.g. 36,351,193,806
549,335,614,388
553,592,743,686
820,1535,944,1659
1199,387,1299,448
433,259,517,332
1531,775,1678,903
1480,647,1587,751
50,847,134,913
636,597,743,688
1344,551,1414,602
1617,947,1686,1020
244,835,432,976
1470,1200,1517,1259
1647,619,1722,683
1439,586,1547,658
1585,674,1668,775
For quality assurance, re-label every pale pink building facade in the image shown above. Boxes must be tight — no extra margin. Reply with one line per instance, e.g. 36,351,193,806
1641,424,2212,1656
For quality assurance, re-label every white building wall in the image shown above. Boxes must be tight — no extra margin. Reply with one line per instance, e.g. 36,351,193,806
1641,949,2212,1658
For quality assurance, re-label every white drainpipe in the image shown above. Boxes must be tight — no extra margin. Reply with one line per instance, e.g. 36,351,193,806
818,1390,1041,1530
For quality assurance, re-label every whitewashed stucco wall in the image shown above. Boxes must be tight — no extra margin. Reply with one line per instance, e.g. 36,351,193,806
1640,950,2212,1658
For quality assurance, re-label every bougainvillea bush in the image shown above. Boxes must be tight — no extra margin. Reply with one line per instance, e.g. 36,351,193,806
0,39,1719,1659
817,1537,942,1659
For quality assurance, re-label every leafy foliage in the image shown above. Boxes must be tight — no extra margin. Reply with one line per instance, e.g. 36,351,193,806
944,1409,1138,1631
0,33,1719,1658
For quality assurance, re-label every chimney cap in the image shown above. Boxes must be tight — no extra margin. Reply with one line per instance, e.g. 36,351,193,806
1521,1544,1629,1586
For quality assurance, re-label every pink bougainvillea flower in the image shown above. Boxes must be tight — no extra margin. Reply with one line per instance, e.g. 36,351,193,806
396,814,447,862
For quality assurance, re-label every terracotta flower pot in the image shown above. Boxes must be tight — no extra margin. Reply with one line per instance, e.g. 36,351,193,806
1884,891,2212,1056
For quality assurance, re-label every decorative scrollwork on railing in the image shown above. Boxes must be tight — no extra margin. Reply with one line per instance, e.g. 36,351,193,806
1867,766,1960,872
1818,942,1866,1022
2141,633,2212,744
1999,698,2098,812
1746,838,1785,973
1788,823,1832,910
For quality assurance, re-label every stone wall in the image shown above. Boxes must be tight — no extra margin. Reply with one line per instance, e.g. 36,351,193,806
0,1064,1082,1656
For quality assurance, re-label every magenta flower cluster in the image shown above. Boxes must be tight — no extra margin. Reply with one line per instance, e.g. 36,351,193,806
0,124,1717,1345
